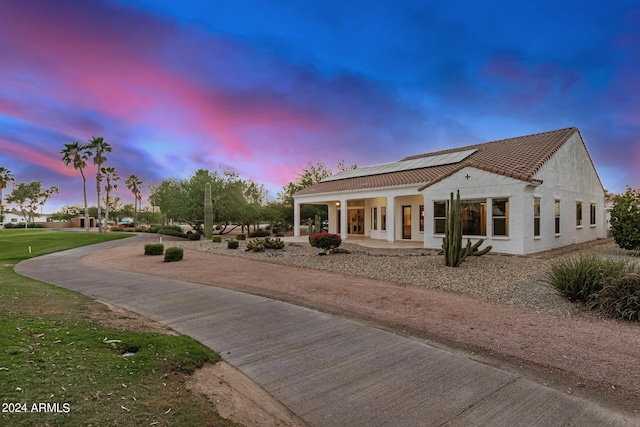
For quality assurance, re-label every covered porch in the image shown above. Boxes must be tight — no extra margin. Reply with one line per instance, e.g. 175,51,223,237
293,188,427,245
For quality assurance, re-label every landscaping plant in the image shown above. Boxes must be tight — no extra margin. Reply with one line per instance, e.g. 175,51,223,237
212,235,223,243
310,232,341,254
204,182,213,239
144,243,164,256
163,247,184,262
442,190,491,267
609,186,640,251
227,240,239,249
588,271,640,321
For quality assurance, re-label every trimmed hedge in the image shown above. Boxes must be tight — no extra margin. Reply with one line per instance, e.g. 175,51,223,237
249,229,270,238
236,233,246,240
227,240,239,249
164,247,184,262
212,235,223,243
3,223,45,229
158,229,188,239
144,243,164,256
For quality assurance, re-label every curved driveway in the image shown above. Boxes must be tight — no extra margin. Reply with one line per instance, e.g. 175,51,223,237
16,236,638,426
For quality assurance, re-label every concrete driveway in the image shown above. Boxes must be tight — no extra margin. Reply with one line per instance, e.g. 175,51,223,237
16,236,638,426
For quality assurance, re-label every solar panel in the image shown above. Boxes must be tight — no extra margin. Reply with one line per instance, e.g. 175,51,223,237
322,149,477,182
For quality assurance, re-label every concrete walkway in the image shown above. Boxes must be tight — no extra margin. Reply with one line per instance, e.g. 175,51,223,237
16,237,638,426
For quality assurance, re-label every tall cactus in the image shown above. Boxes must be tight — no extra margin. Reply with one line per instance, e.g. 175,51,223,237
204,182,213,239
442,190,491,267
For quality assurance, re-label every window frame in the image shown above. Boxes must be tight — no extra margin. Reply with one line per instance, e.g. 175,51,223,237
533,197,541,237
492,198,509,237
576,201,583,227
381,206,386,231
554,200,561,235
590,203,596,226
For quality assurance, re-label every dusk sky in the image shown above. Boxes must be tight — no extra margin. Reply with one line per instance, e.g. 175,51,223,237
1,0,638,213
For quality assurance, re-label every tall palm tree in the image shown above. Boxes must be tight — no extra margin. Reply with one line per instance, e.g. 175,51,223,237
0,167,15,222
125,174,143,227
85,137,112,233
60,142,90,230
101,166,119,231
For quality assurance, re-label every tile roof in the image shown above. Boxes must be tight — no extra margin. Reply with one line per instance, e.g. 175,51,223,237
295,127,582,196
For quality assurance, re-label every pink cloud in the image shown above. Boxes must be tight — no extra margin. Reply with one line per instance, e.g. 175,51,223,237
481,54,526,82
1,139,75,177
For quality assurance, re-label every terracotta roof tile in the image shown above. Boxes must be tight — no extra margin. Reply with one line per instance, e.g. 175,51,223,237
295,127,579,196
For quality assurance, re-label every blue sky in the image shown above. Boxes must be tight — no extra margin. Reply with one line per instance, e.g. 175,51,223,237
0,0,638,212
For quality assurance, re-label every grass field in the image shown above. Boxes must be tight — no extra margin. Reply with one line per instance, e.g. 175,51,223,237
0,229,241,426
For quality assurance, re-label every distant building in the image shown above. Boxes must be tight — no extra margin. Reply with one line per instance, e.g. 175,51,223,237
2,209,52,226
293,127,606,255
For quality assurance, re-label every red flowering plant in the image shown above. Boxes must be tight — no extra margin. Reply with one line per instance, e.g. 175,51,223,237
310,232,342,255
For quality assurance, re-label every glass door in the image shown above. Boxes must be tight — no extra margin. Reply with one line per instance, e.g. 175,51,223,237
402,206,411,239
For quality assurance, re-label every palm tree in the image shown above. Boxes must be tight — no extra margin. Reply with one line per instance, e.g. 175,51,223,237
101,166,119,231
85,137,112,233
0,167,15,222
125,174,143,227
60,142,90,230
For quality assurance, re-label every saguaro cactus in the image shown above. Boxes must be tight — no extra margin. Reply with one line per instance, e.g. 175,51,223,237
204,182,213,239
442,190,491,267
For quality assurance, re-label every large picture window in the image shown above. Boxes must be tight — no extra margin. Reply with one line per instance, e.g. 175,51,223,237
534,197,541,237
492,199,509,236
461,200,486,236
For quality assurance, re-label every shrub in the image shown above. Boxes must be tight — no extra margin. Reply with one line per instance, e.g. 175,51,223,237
264,237,285,249
227,240,239,249
159,225,184,233
4,223,44,229
187,232,201,241
310,232,341,254
610,186,640,250
134,227,146,232
249,229,270,238
158,229,188,239
588,271,640,321
212,235,222,243
148,225,161,233
236,233,246,240
110,226,124,232
144,243,164,256
543,255,635,301
164,247,184,262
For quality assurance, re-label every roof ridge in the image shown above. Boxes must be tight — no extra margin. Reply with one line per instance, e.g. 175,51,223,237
402,127,578,161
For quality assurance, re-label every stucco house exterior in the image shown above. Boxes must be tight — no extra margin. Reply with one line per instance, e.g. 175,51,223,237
293,127,606,255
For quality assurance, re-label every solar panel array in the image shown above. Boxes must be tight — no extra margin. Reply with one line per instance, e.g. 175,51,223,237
322,148,477,182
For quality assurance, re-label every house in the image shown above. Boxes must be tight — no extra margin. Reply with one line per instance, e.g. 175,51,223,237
293,127,606,255
1,209,52,226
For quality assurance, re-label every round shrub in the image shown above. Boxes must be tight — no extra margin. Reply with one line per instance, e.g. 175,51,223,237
610,187,640,251
227,240,239,249
187,232,201,241
144,243,164,256
310,232,341,254
212,235,222,243
164,247,184,262
236,233,246,240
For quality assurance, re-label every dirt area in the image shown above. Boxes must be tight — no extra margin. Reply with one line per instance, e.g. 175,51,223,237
82,237,640,421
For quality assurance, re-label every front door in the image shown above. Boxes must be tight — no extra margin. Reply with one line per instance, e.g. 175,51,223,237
349,209,364,235
402,206,411,239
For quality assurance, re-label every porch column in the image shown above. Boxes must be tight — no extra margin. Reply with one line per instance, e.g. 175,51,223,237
293,200,301,237
386,196,395,242
339,198,348,241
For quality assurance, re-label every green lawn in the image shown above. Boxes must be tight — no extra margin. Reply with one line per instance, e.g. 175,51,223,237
0,229,241,426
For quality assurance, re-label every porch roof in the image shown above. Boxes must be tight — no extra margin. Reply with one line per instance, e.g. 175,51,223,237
295,127,578,197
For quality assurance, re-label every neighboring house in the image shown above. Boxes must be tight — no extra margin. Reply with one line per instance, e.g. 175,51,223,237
1,209,51,225
293,127,606,255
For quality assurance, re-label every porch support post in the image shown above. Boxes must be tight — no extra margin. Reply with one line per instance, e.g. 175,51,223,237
293,200,301,237
386,196,395,242
340,198,348,241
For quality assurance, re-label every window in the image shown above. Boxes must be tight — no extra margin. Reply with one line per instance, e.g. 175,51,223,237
461,200,486,235
434,199,487,235
576,202,583,227
381,207,386,231
372,207,377,230
534,197,541,237
555,200,561,234
434,201,446,234
492,199,509,236
419,205,424,232
590,203,596,226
